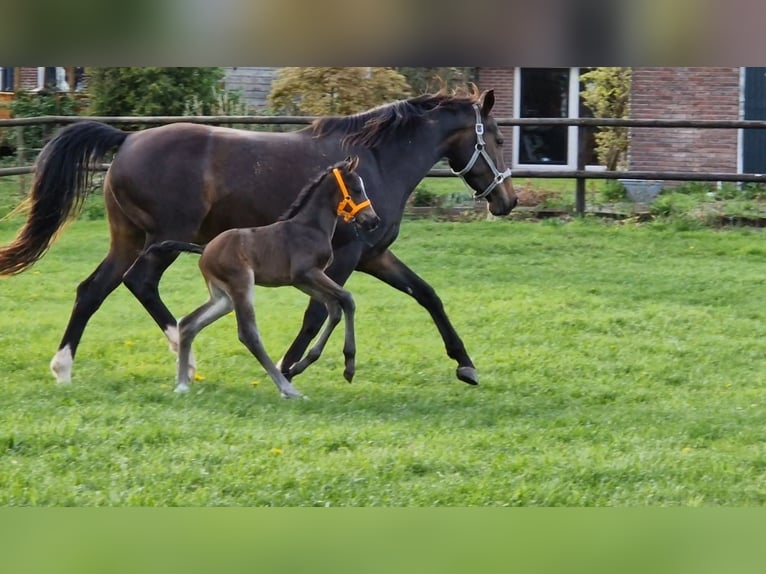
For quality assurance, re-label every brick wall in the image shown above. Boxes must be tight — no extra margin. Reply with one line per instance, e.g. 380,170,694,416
629,67,740,174
477,67,514,165
18,67,38,90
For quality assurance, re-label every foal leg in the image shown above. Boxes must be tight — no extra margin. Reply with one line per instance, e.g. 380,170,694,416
122,235,198,378
278,242,363,379
229,282,303,399
174,286,233,394
289,269,357,382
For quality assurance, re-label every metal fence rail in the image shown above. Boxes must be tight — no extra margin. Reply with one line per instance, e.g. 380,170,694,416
3,115,766,214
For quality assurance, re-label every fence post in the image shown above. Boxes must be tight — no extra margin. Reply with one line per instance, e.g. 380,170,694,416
575,126,586,216
16,126,26,195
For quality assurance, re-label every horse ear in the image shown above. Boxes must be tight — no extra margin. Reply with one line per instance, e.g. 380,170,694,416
480,89,495,115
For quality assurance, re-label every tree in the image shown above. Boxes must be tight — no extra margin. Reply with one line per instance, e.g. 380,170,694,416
267,67,411,116
396,67,477,94
580,67,632,170
87,67,225,116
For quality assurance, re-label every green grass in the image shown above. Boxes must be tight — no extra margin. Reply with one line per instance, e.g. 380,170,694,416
0,213,765,506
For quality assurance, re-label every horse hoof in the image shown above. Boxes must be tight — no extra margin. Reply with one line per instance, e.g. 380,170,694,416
279,384,303,399
456,366,479,385
277,359,296,381
174,384,190,394
343,369,354,383
50,347,73,384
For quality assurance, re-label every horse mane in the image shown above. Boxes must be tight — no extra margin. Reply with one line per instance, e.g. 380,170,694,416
310,85,482,148
277,159,349,222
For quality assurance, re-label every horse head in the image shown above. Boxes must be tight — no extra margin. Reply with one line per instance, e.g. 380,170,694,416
446,89,517,216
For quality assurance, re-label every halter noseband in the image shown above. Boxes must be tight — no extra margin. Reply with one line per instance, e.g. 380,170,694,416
333,168,371,222
451,103,512,200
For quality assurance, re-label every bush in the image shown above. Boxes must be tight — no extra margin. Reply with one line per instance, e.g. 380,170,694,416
579,68,631,170
88,68,225,116
650,193,702,218
411,186,442,207
4,91,79,155
669,181,716,196
600,180,627,201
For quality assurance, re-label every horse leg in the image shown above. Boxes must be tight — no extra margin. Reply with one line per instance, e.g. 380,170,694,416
174,286,233,394
50,209,144,383
278,243,362,379
230,282,303,399
357,248,479,385
50,253,137,383
289,269,357,382
121,236,198,378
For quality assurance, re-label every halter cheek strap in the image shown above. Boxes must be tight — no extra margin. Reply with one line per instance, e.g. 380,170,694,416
451,103,512,200
333,168,371,222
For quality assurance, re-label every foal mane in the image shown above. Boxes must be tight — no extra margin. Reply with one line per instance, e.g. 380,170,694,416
277,159,349,222
310,85,481,148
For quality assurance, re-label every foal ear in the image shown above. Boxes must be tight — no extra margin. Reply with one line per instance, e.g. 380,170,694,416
480,89,495,116
345,155,360,172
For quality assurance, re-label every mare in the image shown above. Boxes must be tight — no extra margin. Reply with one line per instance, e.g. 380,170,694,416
0,86,516,386
146,157,379,398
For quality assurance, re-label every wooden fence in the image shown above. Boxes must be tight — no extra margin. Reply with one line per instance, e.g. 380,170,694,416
3,115,766,215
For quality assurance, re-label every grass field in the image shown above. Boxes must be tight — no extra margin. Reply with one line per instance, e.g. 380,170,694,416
0,211,764,506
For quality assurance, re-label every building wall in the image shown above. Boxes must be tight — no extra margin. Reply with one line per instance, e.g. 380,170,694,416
628,67,740,173
477,67,514,165
18,67,38,90
223,67,278,111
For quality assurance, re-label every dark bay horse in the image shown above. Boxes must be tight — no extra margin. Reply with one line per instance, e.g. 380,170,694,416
147,157,379,398
0,86,516,386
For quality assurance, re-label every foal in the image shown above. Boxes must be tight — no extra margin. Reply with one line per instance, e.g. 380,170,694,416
148,157,380,398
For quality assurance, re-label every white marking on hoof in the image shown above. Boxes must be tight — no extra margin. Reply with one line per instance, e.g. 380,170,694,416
174,383,191,394
279,383,303,399
50,346,73,384
165,325,180,353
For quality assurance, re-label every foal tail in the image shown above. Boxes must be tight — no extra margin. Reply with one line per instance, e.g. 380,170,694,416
0,121,129,276
145,240,205,256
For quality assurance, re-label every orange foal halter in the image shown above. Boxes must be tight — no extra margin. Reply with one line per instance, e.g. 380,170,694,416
333,168,371,222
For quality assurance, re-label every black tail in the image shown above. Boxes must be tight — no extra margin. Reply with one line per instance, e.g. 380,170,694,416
145,240,205,256
0,121,128,275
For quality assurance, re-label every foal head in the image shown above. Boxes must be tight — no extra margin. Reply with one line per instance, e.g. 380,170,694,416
278,156,379,232
331,156,379,232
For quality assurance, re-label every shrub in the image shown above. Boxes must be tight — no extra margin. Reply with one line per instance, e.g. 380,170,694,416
600,180,627,201
580,68,631,170
5,91,79,154
650,193,702,218
88,67,225,116
411,186,442,207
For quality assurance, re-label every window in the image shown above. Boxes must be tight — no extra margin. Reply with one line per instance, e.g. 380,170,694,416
0,67,14,91
36,67,70,91
513,67,584,170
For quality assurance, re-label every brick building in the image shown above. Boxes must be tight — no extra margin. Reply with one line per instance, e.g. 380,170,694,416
4,67,762,175
477,67,766,176
219,67,765,178
627,67,740,174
